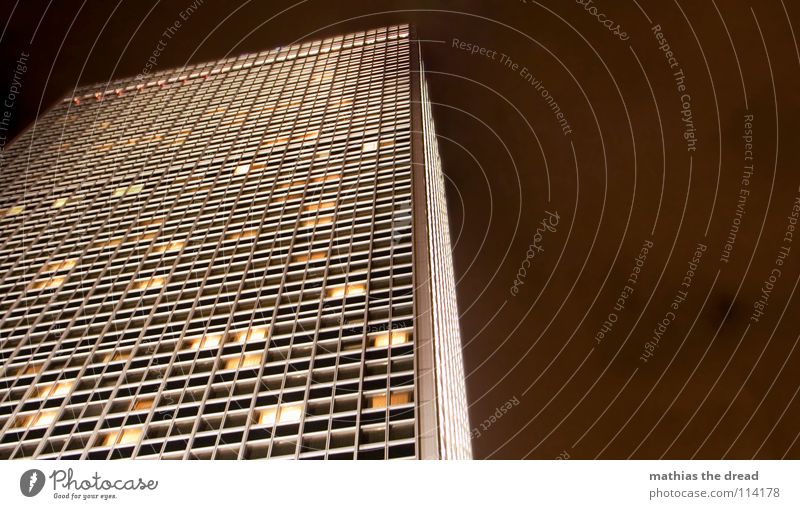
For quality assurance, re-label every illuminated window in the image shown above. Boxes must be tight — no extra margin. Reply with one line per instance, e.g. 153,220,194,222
113,184,144,197
25,411,58,428
133,399,153,411
302,201,336,213
226,229,258,241
38,381,73,398
153,241,184,253
311,71,335,83
52,198,68,208
371,330,409,347
369,391,412,409
225,354,262,370
234,327,267,343
262,136,290,147
298,130,319,141
291,251,326,263
133,277,165,291
186,334,223,350
103,427,142,447
326,283,366,298
234,164,250,175
258,404,303,426
362,141,378,152
314,150,330,160
42,259,76,273
329,97,353,108
300,216,333,228
22,364,41,376
94,238,122,249
5,205,25,216
138,217,164,228
30,276,66,290
104,350,130,363
280,100,301,110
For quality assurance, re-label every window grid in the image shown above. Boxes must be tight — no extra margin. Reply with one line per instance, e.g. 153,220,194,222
0,24,465,460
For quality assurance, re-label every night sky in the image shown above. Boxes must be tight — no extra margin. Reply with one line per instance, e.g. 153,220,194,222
2,0,799,459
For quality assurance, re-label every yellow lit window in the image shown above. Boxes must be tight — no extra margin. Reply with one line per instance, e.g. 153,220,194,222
326,283,366,298
300,216,333,228
311,71,335,83
234,164,250,175
291,251,326,263
154,241,184,253
103,427,142,447
26,411,58,428
54,382,74,396
314,150,330,160
38,381,73,398
369,391,412,409
113,184,144,197
225,354,262,370
133,277,165,291
226,229,258,241
138,217,164,228
258,404,303,426
104,350,129,363
133,399,153,411
94,238,122,250
234,327,267,343
52,198,68,208
186,334,223,350
30,276,65,290
329,97,353,108
302,201,336,213
42,259,76,273
5,205,25,216
262,136,290,147
362,141,378,152
372,330,409,347
24,364,41,376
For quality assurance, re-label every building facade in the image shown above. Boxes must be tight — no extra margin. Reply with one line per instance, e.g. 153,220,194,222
0,25,471,460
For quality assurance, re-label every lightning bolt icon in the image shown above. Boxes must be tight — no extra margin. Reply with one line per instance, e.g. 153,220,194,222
28,471,37,494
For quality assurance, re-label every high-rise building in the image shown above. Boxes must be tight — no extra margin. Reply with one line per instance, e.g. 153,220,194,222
0,24,471,460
